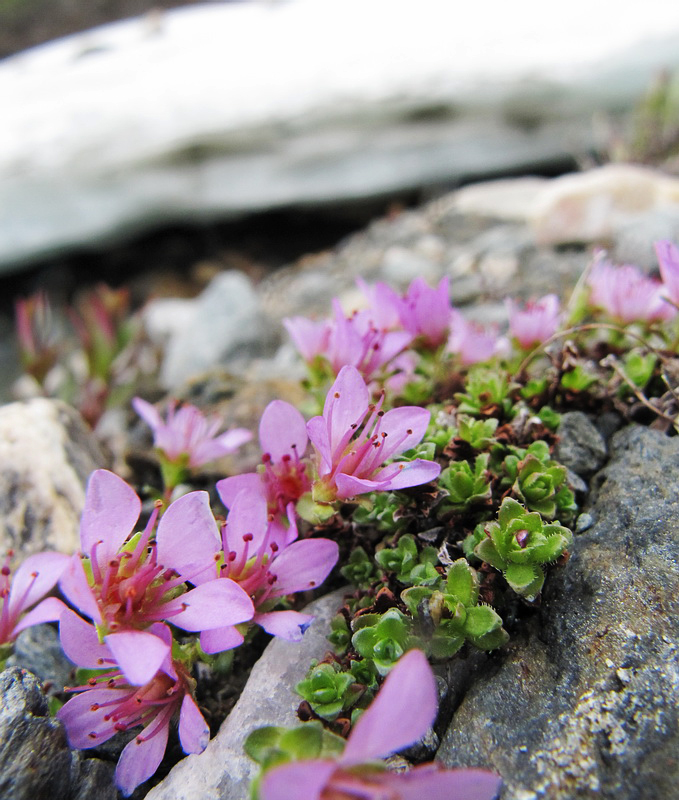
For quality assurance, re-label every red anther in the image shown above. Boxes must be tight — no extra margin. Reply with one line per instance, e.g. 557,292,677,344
243,533,254,542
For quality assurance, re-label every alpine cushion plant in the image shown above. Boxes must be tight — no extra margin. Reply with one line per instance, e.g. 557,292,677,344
59,469,255,684
253,649,501,800
132,396,252,490
307,365,441,505
216,399,312,518
158,487,339,648
57,610,209,796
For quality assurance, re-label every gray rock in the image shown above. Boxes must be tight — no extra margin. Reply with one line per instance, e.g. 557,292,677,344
0,667,116,800
438,425,679,800
159,271,273,390
0,398,106,558
4,3,679,269
6,624,74,696
554,411,607,477
146,588,349,800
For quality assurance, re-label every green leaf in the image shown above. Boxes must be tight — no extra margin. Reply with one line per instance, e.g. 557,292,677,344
463,604,503,639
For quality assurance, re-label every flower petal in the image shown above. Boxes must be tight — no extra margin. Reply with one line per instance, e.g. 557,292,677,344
57,687,127,749
105,630,170,686
116,717,169,797
11,596,69,638
216,473,265,510
156,491,221,584
59,608,115,669
260,760,336,800
375,406,431,461
7,551,70,620
259,400,308,462
132,396,164,431
59,554,102,625
342,649,437,764
199,625,245,654
164,579,254,632
372,459,442,491
80,470,141,561
268,539,338,597
178,693,210,755
379,765,502,800
254,610,314,641
323,366,370,454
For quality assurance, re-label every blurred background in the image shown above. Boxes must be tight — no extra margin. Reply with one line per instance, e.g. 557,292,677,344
2,0,679,397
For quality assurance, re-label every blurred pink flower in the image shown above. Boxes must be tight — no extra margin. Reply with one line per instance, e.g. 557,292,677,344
398,276,453,348
0,550,69,647
447,311,503,366
307,366,440,502
260,649,501,800
59,470,254,685
58,612,208,797
655,239,679,308
505,294,562,349
133,397,252,469
284,300,413,383
587,254,675,324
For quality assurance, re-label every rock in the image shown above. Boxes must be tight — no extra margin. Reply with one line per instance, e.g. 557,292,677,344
6,624,73,696
0,398,106,558
0,666,116,800
4,2,679,269
146,587,349,800
554,411,608,477
531,164,679,248
158,271,273,390
438,425,679,800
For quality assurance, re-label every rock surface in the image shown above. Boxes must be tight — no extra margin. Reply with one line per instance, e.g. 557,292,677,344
0,398,106,558
4,1,679,268
437,425,679,800
0,667,116,800
145,587,349,800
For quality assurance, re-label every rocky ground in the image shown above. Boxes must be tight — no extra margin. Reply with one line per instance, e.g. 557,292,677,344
1,163,679,799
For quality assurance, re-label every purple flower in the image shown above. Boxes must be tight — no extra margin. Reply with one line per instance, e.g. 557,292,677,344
655,239,679,308
58,611,209,797
59,470,254,684
307,366,440,503
157,488,338,648
259,649,501,800
447,311,503,366
284,300,413,384
587,253,675,324
216,400,312,517
398,276,453,348
132,396,252,469
505,294,562,349
0,550,69,647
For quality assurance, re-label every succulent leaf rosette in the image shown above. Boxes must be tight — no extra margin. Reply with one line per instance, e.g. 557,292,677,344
474,498,572,599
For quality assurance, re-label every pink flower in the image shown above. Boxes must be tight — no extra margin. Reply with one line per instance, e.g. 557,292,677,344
447,311,502,366
655,239,679,308
307,366,441,502
58,611,209,797
158,488,339,649
0,550,69,646
505,294,562,349
259,649,501,800
587,254,675,324
284,300,413,384
59,470,254,684
398,276,453,348
216,400,312,517
132,396,252,469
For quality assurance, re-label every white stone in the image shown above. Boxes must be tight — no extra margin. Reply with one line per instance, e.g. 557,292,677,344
0,399,105,558
530,164,679,245
3,0,679,268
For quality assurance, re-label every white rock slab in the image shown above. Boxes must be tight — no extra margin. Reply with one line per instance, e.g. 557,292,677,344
145,587,348,800
3,0,679,268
